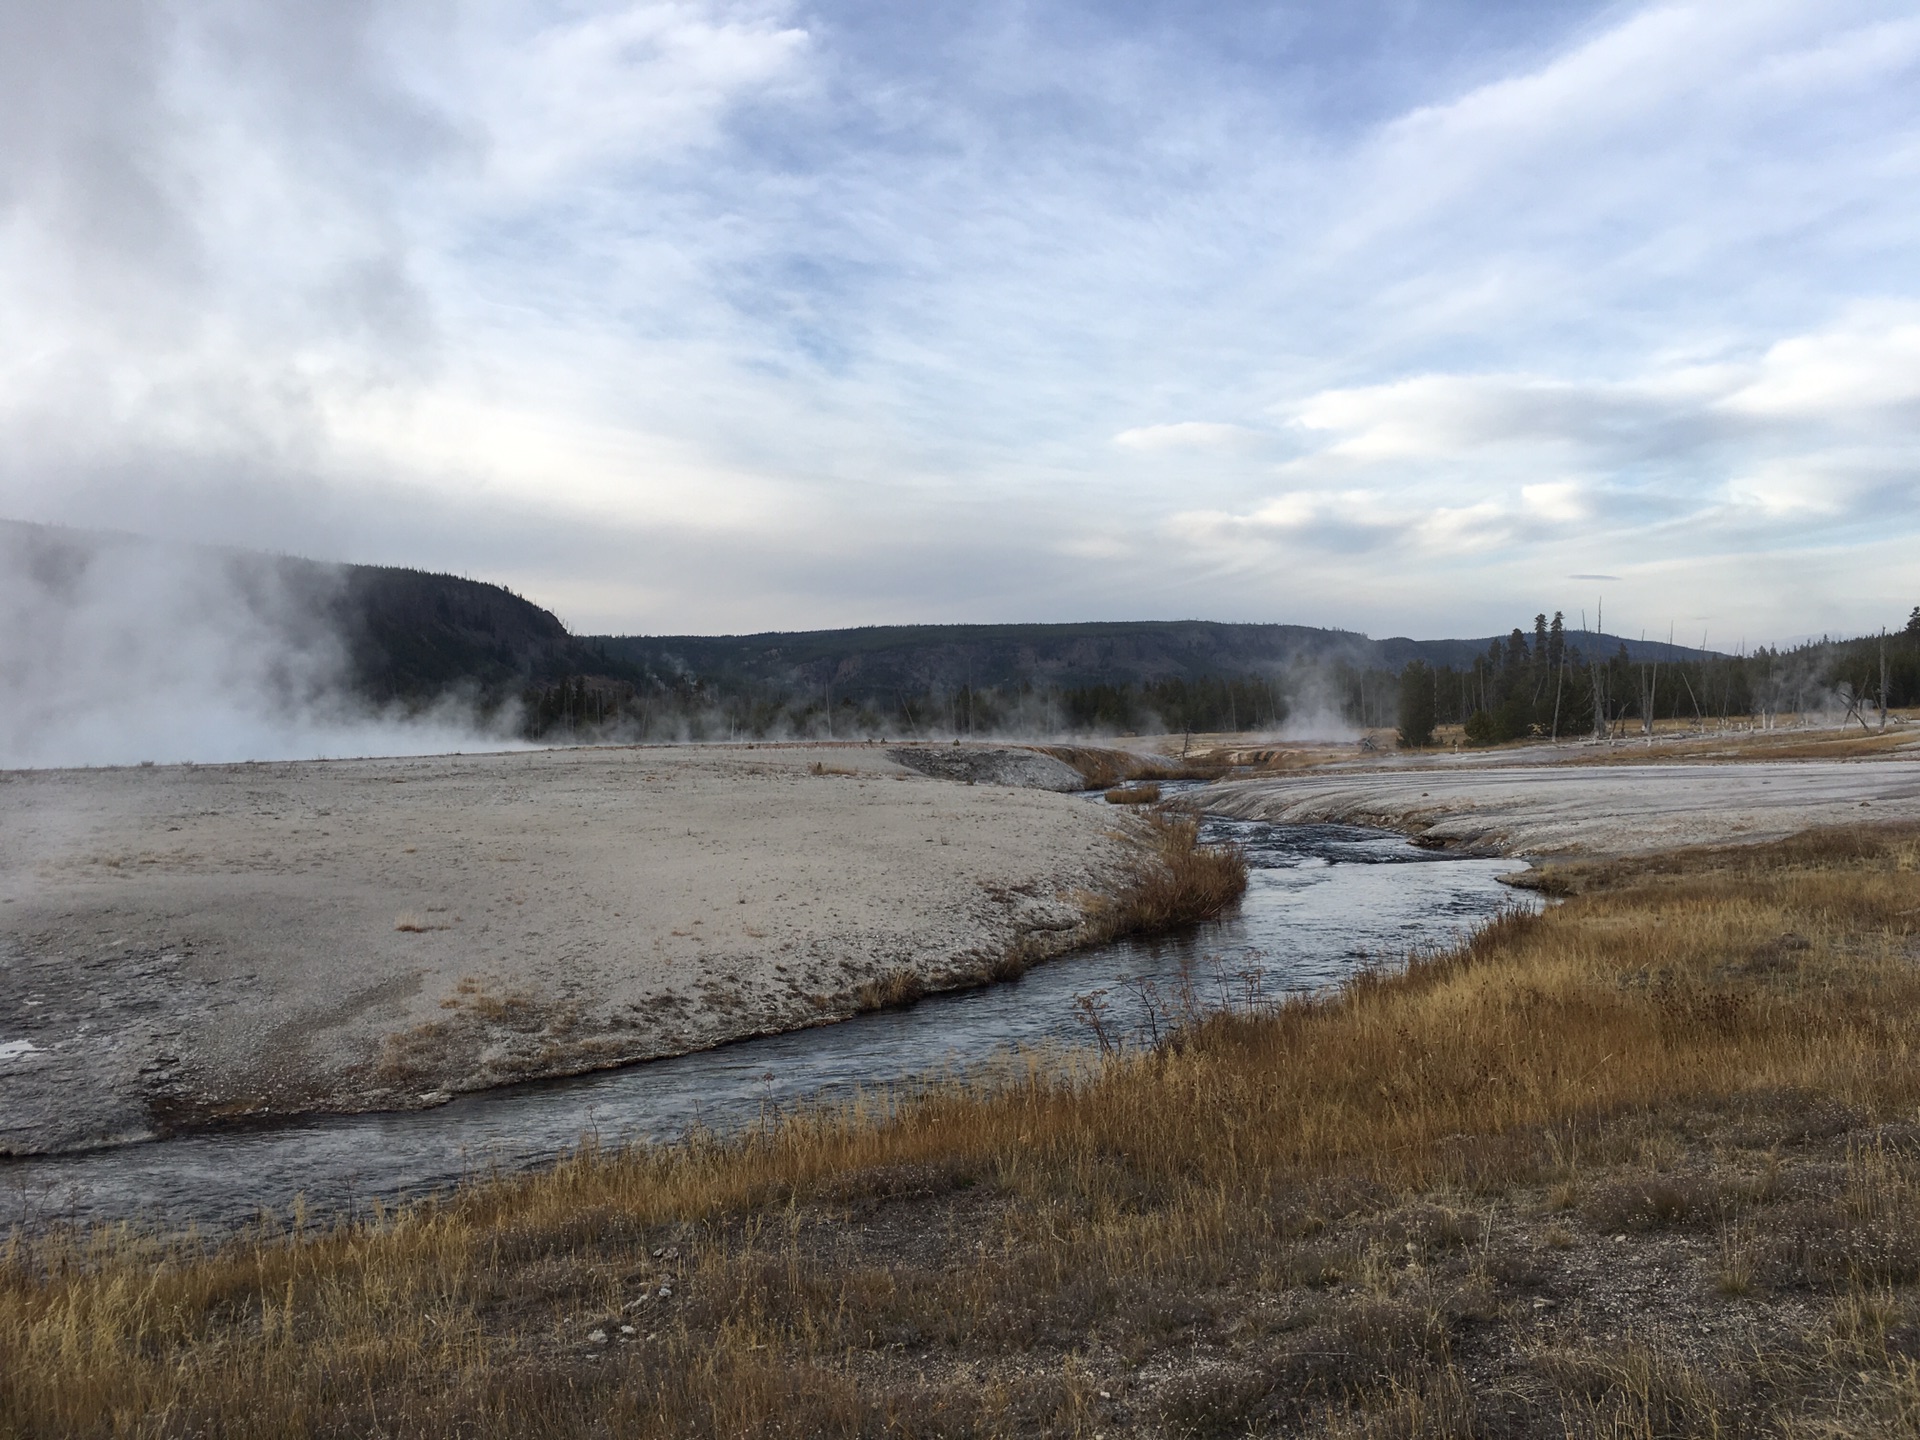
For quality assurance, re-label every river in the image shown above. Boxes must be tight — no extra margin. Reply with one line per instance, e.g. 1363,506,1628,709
1,817,1534,1234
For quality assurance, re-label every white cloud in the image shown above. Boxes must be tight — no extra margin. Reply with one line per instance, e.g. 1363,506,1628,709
1719,308,1920,418
1166,305,1920,584
416,1,814,197
1520,482,1592,524
1112,421,1270,453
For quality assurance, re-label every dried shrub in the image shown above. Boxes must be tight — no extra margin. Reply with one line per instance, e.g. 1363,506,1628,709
1087,813,1248,940
852,969,927,1012
1157,1296,1448,1434
1032,744,1228,789
1531,1341,1740,1437
1581,1172,1720,1232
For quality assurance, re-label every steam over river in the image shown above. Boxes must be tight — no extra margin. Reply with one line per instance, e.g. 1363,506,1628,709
2,818,1535,1234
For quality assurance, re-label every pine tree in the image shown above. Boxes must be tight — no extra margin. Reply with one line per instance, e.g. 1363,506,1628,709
1396,661,1437,749
1507,628,1529,670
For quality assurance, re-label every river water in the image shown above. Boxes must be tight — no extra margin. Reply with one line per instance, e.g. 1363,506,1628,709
1,818,1534,1235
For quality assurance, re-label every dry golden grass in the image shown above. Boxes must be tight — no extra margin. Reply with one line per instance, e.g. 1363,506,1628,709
850,966,928,1011
8,825,1920,1436
1102,782,1161,805
1420,713,1920,765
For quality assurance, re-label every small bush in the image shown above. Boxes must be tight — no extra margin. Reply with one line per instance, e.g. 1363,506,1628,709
1582,1173,1719,1232
853,969,927,1012
1103,783,1161,805
1089,814,1247,940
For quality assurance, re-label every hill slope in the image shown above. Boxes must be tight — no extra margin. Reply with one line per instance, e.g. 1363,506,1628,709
590,621,1713,701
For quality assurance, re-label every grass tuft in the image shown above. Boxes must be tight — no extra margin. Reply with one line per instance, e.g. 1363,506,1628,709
1083,813,1247,940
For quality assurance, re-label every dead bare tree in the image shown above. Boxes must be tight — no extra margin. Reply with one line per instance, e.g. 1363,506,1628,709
1881,630,1891,731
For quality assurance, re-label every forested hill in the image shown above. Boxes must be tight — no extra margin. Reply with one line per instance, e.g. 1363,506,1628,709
3,518,1757,739
586,621,1714,697
331,563,601,702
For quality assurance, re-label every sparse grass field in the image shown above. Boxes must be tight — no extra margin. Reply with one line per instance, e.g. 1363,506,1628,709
8,826,1920,1436
1398,713,1920,763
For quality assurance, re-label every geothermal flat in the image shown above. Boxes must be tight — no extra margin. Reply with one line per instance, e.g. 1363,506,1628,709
0,744,1130,1155
1195,756,1920,856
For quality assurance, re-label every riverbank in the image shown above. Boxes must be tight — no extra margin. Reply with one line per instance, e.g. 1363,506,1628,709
7,822,1920,1436
0,744,1174,1157
1190,756,1920,856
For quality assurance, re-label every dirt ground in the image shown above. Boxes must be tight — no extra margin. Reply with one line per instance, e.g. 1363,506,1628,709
0,743,1135,1156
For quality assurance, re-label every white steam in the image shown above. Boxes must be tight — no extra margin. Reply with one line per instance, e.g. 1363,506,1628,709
0,522,514,769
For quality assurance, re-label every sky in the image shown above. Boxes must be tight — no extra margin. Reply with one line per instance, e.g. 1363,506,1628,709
2,0,1918,646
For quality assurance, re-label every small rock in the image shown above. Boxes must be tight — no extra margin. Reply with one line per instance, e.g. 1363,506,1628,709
1613,1234,1628,1243
620,1324,636,1336
586,1329,608,1345
1098,1390,1113,1400
658,1285,673,1299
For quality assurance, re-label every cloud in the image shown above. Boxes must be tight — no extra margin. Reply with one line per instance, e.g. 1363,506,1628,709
1,0,1919,653
1112,422,1272,453
417,0,813,195
1719,308,1920,419
1157,302,1920,628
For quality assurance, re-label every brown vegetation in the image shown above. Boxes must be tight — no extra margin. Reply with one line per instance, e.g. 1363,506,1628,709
9,826,1920,1436
1081,813,1248,944
852,815,1246,1012
1033,745,1228,789
1103,783,1162,805
851,967,928,1012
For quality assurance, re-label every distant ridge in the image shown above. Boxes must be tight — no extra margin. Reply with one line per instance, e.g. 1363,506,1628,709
0,519,1721,708
589,621,1719,700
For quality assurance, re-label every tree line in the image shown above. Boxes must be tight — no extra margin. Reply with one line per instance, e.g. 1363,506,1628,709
1396,608,1920,749
514,607,1920,745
